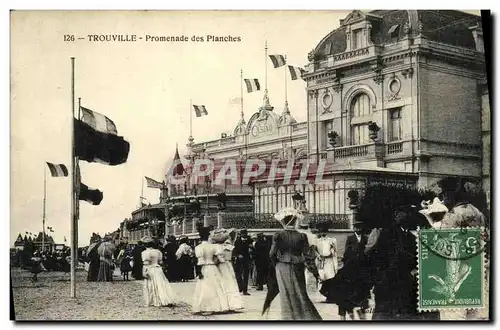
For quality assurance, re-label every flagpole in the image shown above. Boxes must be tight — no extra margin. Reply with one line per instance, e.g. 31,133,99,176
70,57,77,298
241,69,247,158
284,55,288,103
189,99,193,141
265,41,268,92
42,165,46,252
240,69,244,119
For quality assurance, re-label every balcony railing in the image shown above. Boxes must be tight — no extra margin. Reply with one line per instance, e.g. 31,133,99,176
334,144,369,158
387,141,403,154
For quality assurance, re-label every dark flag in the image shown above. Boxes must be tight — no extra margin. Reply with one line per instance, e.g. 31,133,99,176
74,119,130,166
79,183,104,205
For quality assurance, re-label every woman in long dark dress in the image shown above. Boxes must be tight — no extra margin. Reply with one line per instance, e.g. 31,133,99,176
268,210,322,320
86,241,102,282
132,241,146,280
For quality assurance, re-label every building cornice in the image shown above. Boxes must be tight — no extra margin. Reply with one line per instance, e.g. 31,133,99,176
305,39,485,86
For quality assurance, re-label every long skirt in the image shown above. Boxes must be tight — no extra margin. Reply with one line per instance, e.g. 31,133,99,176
192,264,230,314
87,259,100,281
218,262,243,311
97,260,113,282
143,265,177,307
275,262,322,320
316,257,337,282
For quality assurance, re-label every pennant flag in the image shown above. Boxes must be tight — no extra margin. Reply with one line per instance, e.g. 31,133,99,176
80,106,118,135
288,66,305,81
193,105,208,117
269,54,286,68
244,79,260,93
79,183,104,205
229,96,243,105
75,119,130,166
46,162,69,177
145,176,164,189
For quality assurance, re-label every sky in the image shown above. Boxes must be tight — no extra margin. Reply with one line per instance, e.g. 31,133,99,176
10,10,354,246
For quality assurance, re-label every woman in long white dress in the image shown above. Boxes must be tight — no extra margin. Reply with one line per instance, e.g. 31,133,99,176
141,236,177,307
192,226,230,315
211,228,244,311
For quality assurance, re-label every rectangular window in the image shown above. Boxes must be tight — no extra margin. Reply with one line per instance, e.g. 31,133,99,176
389,108,402,141
324,120,333,149
351,124,369,145
352,29,364,49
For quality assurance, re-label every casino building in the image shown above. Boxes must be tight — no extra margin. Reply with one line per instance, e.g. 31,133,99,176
122,10,489,248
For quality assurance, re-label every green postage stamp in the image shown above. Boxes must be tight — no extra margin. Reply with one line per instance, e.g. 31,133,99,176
417,228,485,311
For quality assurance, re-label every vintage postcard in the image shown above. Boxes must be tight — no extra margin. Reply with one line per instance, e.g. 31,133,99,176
10,10,491,321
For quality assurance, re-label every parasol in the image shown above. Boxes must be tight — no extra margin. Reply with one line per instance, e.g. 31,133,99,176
97,241,116,258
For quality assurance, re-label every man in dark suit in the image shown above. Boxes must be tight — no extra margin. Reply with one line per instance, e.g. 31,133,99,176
368,206,437,320
253,233,270,291
233,229,253,295
336,220,371,320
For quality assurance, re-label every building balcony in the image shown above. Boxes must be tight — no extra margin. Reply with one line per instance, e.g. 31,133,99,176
325,142,385,164
322,140,410,168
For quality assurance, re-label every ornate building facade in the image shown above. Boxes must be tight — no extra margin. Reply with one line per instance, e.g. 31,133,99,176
123,10,489,248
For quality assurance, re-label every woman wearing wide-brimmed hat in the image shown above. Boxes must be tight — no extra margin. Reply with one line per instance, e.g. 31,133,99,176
141,236,178,307
264,207,322,320
192,226,230,315
211,228,244,312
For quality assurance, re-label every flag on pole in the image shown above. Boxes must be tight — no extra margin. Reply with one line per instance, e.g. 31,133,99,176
229,96,243,105
269,54,286,68
193,105,208,117
46,162,69,177
288,66,305,81
244,79,261,93
79,183,104,205
75,119,130,166
145,176,164,189
80,106,118,135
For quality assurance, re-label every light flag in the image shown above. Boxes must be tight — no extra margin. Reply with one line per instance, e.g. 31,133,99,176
288,65,305,81
244,79,261,93
269,54,286,68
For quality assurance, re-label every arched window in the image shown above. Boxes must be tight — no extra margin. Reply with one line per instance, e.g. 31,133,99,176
350,93,372,145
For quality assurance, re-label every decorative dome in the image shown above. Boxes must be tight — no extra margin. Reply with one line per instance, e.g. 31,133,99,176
310,10,481,62
233,117,247,136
